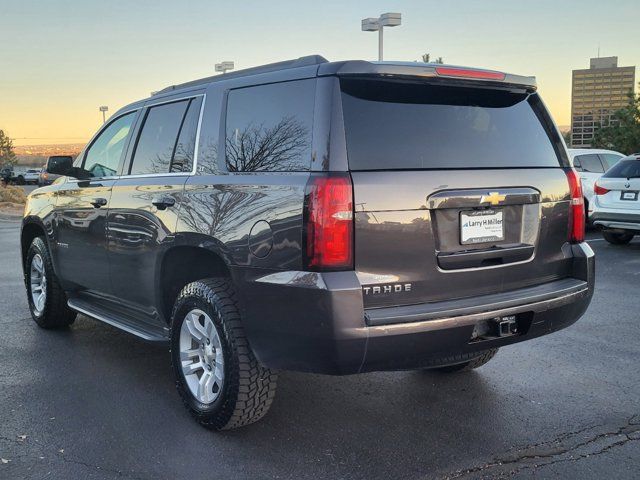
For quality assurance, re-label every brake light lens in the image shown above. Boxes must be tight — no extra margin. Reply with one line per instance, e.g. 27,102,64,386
565,168,585,243
435,66,506,81
304,174,354,270
594,183,610,196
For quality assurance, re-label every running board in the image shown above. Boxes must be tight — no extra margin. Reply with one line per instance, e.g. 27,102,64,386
68,297,170,344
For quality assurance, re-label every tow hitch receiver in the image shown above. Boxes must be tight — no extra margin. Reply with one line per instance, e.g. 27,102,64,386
495,315,518,336
471,315,520,341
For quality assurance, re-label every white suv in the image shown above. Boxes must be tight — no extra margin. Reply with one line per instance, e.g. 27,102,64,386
591,154,640,244
567,149,625,218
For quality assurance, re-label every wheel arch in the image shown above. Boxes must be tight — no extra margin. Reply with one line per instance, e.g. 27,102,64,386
21,218,49,270
157,242,232,325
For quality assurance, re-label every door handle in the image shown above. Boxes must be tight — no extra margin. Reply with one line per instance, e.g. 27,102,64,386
90,198,107,208
151,195,176,210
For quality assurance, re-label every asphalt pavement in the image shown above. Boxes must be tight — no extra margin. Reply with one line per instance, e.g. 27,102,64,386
20,185,39,196
0,219,639,479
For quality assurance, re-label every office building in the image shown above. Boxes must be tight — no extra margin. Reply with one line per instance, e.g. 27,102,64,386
571,57,635,148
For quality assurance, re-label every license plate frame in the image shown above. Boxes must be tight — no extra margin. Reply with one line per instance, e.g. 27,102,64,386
620,190,638,201
460,209,505,245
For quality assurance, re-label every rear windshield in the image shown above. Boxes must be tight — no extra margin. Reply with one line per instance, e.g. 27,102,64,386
603,159,640,179
340,79,561,170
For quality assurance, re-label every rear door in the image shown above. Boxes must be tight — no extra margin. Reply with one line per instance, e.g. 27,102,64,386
573,153,605,203
55,111,137,294
106,95,203,323
339,78,573,309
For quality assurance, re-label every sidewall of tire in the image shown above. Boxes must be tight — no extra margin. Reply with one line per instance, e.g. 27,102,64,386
26,238,58,327
170,285,238,427
603,231,633,245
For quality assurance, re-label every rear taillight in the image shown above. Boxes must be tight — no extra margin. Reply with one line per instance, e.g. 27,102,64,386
594,183,610,196
565,168,585,243
303,174,354,270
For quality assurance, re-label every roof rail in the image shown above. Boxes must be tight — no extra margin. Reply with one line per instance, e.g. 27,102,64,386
156,55,328,95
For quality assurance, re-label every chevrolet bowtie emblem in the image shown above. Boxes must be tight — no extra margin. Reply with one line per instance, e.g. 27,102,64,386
480,192,506,206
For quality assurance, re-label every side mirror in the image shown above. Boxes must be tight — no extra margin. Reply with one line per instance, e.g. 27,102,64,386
46,156,74,176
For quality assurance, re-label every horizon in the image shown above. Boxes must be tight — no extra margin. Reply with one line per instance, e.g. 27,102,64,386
1,0,638,147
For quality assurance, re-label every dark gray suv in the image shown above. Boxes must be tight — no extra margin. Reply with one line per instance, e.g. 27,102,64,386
21,56,594,430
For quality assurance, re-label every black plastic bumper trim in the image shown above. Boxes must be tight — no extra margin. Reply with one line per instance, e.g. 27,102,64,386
365,278,588,326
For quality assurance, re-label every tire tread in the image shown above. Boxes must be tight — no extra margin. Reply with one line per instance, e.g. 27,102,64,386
170,278,277,430
26,237,76,329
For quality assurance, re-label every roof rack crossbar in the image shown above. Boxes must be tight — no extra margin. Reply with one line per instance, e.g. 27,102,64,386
156,55,328,94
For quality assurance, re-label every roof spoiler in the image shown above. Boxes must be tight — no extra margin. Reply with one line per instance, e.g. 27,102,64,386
319,61,537,91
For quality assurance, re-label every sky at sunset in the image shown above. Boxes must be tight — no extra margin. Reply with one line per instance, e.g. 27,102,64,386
1,0,638,146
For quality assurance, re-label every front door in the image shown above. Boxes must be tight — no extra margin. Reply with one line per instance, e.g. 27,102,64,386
55,111,138,294
107,96,202,324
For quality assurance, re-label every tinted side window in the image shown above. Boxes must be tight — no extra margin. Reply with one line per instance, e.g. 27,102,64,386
572,157,583,171
340,80,561,170
575,154,604,173
600,153,623,170
172,97,202,173
603,160,640,179
225,79,315,172
48,156,73,173
129,100,190,175
83,112,136,178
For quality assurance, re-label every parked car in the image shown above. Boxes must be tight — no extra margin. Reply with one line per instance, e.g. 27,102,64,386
18,169,41,185
591,154,640,244
567,148,625,217
20,56,594,430
39,156,73,186
0,166,40,185
0,166,13,184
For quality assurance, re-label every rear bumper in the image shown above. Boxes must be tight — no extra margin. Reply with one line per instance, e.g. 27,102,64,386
233,243,594,375
591,209,640,231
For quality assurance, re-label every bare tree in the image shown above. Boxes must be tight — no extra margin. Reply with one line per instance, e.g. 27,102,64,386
421,53,444,64
226,116,309,172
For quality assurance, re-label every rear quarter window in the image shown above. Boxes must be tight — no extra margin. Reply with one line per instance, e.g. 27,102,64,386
225,79,315,172
340,79,562,170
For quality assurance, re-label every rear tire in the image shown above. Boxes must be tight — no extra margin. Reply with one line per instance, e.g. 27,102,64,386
170,278,277,430
603,231,634,245
433,349,498,373
25,237,76,328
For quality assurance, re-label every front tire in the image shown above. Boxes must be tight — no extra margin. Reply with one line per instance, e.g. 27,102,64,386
603,231,634,245
25,237,76,328
170,278,277,430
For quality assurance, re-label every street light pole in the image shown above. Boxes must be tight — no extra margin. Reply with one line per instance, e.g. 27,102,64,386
99,106,109,124
215,61,235,74
361,12,401,62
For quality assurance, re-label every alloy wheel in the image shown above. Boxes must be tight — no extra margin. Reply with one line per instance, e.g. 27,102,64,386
178,309,225,404
29,253,47,315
